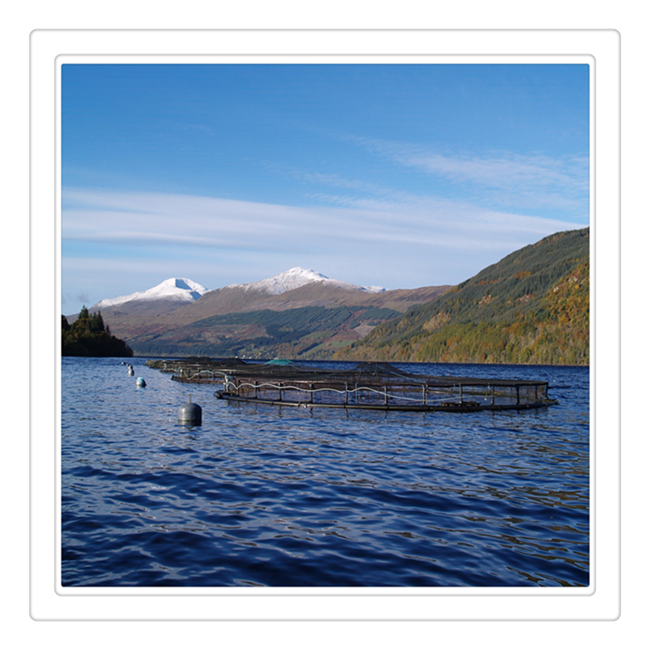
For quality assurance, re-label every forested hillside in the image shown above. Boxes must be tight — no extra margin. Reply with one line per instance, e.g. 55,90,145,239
337,228,589,365
62,307,133,357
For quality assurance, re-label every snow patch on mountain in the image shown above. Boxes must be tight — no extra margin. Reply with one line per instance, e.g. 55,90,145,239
227,267,385,295
93,278,208,309
91,268,385,311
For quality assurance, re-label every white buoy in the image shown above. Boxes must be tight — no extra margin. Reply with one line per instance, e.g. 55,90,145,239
136,377,146,388
178,394,202,425
128,365,134,376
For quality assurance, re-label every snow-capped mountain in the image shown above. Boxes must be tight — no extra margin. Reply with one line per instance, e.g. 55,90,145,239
226,267,385,295
92,278,208,310
83,269,450,357
88,268,384,315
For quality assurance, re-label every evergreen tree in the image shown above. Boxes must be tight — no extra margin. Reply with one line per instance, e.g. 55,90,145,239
62,307,133,357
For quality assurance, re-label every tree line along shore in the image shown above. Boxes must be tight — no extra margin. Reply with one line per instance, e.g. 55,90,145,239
62,306,133,357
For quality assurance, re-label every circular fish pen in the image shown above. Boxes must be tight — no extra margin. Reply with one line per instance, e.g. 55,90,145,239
147,359,557,412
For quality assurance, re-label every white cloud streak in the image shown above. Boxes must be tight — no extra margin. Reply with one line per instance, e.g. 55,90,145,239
63,188,576,256
344,136,589,213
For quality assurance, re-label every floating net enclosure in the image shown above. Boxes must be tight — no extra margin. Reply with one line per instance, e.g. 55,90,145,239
147,359,557,412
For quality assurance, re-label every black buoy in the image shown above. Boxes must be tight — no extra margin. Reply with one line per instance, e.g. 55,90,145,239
178,394,202,425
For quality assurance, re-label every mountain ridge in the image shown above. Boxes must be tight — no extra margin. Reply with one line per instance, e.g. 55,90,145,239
85,267,387,317
80,269,450,357
225,267,386,295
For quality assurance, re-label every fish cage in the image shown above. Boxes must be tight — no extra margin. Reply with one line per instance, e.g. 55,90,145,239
147,359,557,412
147,357,250,382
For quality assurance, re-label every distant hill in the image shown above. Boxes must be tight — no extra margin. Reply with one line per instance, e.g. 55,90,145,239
81,268,450,358
126,303,406,359
335,228,589,365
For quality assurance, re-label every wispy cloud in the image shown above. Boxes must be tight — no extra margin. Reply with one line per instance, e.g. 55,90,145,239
340,135,589,214
63,187,579,265
400,150,587,209
63,188,575,250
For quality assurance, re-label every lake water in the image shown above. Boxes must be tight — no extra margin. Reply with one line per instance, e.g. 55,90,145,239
61,357,589,587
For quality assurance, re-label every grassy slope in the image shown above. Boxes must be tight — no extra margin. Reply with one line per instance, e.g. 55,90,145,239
336,228,590,365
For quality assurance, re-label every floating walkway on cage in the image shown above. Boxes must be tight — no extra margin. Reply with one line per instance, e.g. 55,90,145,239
147,358,558,413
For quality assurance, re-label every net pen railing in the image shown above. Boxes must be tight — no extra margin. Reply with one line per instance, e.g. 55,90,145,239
147,359,556,412
216,375,553,411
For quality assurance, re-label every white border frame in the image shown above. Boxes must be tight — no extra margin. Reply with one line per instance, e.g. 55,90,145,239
31,29,620,620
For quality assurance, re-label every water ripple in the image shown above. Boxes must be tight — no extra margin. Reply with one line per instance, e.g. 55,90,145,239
61,358,589,587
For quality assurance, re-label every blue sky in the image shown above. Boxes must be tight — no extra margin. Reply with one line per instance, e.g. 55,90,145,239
61,63,589,313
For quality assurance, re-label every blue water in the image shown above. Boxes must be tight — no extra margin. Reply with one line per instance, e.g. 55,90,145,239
61,358,589,587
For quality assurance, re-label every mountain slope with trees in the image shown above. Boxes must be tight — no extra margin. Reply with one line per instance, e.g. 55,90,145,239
336,228,589,365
